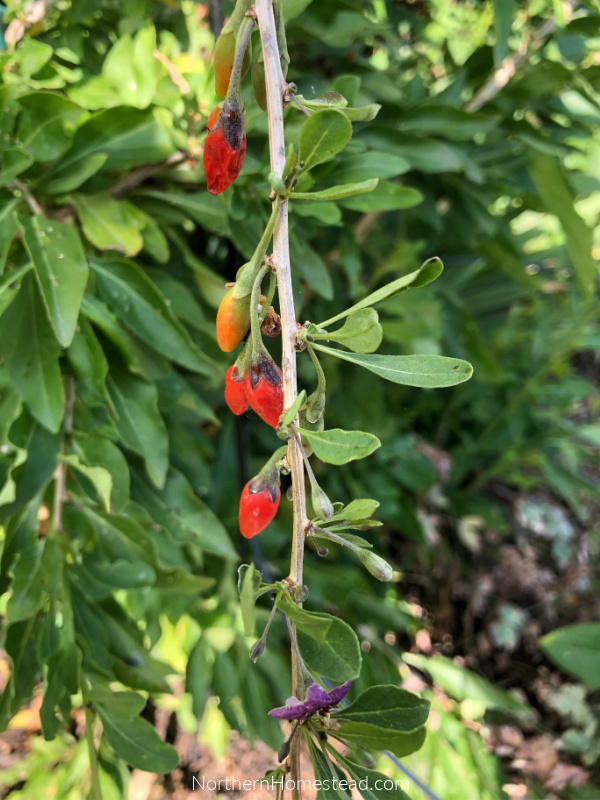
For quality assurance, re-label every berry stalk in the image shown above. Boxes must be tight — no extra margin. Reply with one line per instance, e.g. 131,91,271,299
255,2,307,795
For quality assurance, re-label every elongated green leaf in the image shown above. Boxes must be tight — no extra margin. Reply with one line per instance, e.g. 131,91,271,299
103,26,158,109
6,542,44,622
139,211,170,263
341,104,381,122
81,294,169,381
299,92,348,110
54,107,174,175
40,643,81,740
20,216,88,347
0,616,43,729
307,737,352,800
282,0,314,21
7,538,62,623
66,314,110,404
0,200,20,274
0,263,32,318
107,371,168,488
16,93,87,163
0,425,62,524
330,749,412,799
73,435,130,512
576,423,600,447
97,697,179,773
336,684,429,731
239,564,261,637
157,367,218,424
313,309,383,354
146,271,207,332
290,234,334,300
277,598,361,681
17,39,53,77
132,470,237,560
330,499,380,522
403,653,529,711
0,273,64,432
540,623,600,689
529,153,595,297
0,391,25,508
299,109,353,171
82,556,156,592
0,149,34,187
336,719,427,759
186,636,213,719
139,190,231,236
279,390,307,430
300,428,381,465
397,107,497,141
73,194,143,256
43,153,108,195
331,153,410,184
313,345,473,388
90,258,214,375
318,258,443,327
61,453,113,511
163,227,227,308
340,181,422,212
291,179,378,201
493,0,515,66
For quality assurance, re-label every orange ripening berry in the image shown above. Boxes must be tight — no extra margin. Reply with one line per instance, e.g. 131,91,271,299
207,104,222,131
213,30,236,98
225,364,249,415
213,29,252,99
216,288,251,352
239,479,281,538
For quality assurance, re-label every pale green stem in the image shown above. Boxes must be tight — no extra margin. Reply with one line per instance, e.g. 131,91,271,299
82,680,103,800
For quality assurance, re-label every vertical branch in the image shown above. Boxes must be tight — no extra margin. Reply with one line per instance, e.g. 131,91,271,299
52,376,75,533
255,1,307,795
82,679,103,800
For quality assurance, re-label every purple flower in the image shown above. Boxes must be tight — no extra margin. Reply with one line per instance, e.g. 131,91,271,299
268,681,352,720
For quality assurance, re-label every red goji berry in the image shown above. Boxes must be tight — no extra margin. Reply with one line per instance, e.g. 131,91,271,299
239,478,281,538
225,364,249,415
204,126,246,195
216,288,251,352
204,100,247,195
245,354,284,429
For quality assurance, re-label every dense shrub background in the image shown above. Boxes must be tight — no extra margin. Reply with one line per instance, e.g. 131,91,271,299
0,0,598,797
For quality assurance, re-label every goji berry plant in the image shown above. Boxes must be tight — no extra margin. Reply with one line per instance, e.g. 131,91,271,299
213,0,473,794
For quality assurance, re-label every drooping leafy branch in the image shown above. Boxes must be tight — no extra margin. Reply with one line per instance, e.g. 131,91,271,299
211,1,473,795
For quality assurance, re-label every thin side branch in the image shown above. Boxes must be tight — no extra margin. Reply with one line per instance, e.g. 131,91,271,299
154,50,191,94
108,152,187,199
52,376,75,533
11,179,44,216
466,2,576,112
255,1,307,796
